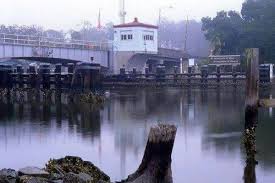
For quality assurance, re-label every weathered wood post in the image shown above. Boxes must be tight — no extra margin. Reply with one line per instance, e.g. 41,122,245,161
0,66,4,88
132,67,137,81
187,66,192,86
232,66,237,87
55,64,62,89
16,65,24,88
90,64,101,90
145,67,149,81
216,66,221,85
245,48,259,130
4,66,13,90
201,66,208,87
71,64,83,90
82,64,92,91
156,65,165,83
0,65,12,89
173,66,178,84
67,63,75,88
29,65,37,89
40,64,51,89
243,48,259,183
119,67,126,81
119,124,177,183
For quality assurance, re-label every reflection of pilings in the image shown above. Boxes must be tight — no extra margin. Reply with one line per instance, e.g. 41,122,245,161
243,160,256,183
0,91,103,142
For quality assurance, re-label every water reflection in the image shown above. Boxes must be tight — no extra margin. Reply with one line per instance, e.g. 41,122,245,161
0,89,275,182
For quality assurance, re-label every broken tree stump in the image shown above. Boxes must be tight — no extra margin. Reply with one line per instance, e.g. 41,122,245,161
118,124,177,183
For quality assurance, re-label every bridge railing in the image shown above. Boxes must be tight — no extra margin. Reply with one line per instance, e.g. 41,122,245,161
0,33,112,51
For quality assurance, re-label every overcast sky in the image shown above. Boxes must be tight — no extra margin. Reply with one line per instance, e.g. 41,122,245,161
1,0,244,30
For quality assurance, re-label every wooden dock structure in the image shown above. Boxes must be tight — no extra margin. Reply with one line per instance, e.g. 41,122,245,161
0,62,102,91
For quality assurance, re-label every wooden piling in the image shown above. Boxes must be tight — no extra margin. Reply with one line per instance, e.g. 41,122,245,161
233,66,237,87
55,64,62,89
39,64,51,89
187,66,192,85
201,66,208,87
67,63,75,88
119,124,177,183
16,65,24,88
216,66,221,85
244,48,259,170
29,65,37,89
245,48,259,129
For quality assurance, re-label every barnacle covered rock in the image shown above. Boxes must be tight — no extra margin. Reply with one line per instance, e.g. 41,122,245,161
45,156,110,183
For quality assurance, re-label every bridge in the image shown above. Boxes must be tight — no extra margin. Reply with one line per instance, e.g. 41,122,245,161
0,33,113,67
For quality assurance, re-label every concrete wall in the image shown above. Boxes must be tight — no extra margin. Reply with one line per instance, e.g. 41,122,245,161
113,27,158,53
0,43,110,67
113,51,136,74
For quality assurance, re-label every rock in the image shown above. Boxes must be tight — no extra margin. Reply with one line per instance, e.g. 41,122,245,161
51,180,63,183
0,169,18,179
63,172,93,183
0,175,10,183
50,173,63,181
46,156,110,182
77,173,93,182
0,169,17,183
18,167,49,178
19,175,48,183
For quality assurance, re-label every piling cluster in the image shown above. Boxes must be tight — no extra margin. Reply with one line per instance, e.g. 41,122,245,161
0,62,102,92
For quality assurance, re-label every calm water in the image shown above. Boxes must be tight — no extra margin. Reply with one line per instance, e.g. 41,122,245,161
0,88,275,183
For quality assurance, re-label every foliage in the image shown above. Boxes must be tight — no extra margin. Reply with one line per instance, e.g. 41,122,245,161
201,0,275,62
201,11,243,55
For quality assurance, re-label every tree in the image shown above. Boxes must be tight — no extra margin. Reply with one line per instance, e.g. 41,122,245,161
201,11,243,55
241,0,275,62
202,0,275,62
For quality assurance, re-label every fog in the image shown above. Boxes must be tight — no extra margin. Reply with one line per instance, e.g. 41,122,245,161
1,0,244,30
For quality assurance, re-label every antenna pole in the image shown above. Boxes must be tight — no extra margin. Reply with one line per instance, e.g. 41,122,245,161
184,15,189,52
119,0,126,24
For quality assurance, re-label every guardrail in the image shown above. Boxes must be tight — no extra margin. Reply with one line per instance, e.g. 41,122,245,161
0,33,112,51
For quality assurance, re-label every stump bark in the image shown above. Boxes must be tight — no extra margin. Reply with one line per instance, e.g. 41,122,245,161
118,124,177,183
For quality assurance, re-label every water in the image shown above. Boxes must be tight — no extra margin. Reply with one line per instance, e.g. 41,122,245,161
0,88,275,183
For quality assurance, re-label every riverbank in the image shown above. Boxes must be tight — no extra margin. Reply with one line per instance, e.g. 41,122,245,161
0,156,110,183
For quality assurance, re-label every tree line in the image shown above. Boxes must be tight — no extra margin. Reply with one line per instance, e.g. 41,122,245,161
202,0,275,62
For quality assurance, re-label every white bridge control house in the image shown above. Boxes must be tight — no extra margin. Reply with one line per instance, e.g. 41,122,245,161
113,18,158,73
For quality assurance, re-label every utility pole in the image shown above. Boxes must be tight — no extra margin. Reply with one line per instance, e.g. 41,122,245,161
97,9,102,29
184,15,189,52
119,0,126,24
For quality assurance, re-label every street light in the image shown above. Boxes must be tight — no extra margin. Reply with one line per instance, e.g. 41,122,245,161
158,6,173,47
158,6,173,26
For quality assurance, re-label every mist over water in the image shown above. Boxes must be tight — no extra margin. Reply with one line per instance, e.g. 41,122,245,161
0,88,275,182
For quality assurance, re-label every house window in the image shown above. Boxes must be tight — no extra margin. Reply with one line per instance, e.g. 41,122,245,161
121,34,133,40
128,34,133,40
143,35,154,41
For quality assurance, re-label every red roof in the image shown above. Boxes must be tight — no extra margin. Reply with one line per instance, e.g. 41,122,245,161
114,18,158,29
